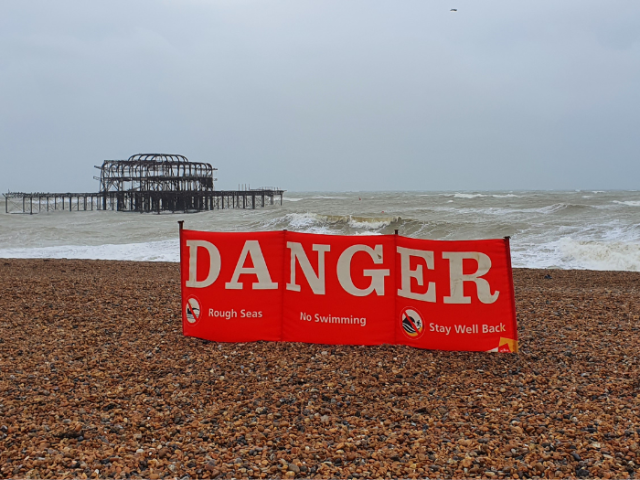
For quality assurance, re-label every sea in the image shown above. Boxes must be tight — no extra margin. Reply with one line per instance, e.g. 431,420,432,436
1,191,639,271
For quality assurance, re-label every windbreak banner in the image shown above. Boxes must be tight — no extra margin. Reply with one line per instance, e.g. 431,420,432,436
180,230,518,352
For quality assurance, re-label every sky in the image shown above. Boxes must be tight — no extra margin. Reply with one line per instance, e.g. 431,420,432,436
1,0,639,193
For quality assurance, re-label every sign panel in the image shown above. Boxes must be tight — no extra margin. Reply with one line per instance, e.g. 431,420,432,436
394,236,518,352
180,230,518,352
282,232,396,346
180,230,284,343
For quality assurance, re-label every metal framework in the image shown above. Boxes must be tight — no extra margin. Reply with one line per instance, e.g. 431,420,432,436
4,153,285,214
96,153,216,194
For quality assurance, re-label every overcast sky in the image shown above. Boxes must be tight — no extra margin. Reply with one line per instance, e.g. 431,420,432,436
1,0,639,193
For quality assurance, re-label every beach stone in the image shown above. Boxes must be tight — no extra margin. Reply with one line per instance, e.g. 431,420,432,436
1,259,639,480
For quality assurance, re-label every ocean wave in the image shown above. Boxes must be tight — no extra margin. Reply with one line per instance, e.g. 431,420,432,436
3,191,639,271
511,233,640,272
558,239,640,271
613,200,640,207
532,203,569,214
258,212,405,234
348,216,400,230
425,203,588,217
525,203,597,214
310,213,396,228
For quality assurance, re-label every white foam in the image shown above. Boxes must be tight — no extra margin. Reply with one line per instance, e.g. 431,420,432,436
348,216,397,230
558,239,640,271
511,234,640,271
274,213,334,235
282,197,303,202
453,193,486,199
0,239,179,262
280,212,396,231
284,212,322,228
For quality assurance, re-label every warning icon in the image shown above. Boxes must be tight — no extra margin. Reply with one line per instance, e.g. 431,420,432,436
401,307,424,339
185,297,201,324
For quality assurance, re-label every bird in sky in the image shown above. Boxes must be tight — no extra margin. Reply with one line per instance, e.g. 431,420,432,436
450,8,457,12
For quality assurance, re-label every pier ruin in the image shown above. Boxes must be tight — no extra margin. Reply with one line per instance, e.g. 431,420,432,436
4,153,284,214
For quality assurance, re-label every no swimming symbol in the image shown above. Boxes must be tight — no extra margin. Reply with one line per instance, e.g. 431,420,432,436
185,297,201,324
401,308,424,339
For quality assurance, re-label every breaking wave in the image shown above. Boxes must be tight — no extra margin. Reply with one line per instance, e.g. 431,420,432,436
512,239,640,271
2,190,640,271
265,212,404,234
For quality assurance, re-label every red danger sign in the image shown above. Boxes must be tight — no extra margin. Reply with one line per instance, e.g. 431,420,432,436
180,230,518,353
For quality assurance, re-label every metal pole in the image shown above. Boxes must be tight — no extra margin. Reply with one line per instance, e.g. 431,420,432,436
178,220,184,267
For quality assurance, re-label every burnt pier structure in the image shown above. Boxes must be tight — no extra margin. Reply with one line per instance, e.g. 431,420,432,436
4,153,284,214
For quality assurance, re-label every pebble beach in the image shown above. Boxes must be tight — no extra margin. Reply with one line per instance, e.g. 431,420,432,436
1,259,639,479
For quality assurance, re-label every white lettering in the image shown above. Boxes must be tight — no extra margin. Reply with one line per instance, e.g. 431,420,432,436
482,323,506,333
208,308,237,320
313,313,367,327
397,247,435,302
442,252,499,304
225,240,278,290
185,240,221,288
286,242,330,294
429,323,451,335
336,245,390,297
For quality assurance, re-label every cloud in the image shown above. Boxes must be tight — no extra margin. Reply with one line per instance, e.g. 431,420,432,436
0,0,639,193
